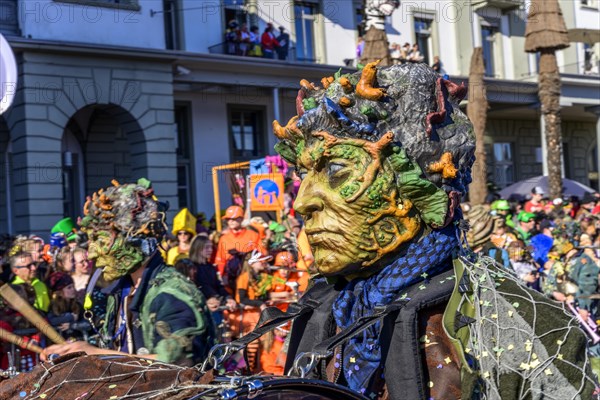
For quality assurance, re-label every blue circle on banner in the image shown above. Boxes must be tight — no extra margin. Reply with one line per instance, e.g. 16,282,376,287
254,179,279,205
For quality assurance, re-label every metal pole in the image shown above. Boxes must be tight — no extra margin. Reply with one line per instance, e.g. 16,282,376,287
246,174,252,221
597,115,600,190
585,106,600,189
273,87,280,124
213,166,222,232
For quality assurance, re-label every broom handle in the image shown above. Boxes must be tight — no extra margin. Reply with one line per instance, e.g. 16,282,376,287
0,284,66,344
0,327,43,354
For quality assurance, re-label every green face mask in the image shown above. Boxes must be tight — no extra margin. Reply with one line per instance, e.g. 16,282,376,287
87,229,144,282
293,131,422,277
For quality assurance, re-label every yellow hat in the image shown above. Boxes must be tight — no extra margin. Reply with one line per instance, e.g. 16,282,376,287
172,208,197,237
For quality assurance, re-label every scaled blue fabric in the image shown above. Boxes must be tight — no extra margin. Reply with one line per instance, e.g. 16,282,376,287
332,223,459,395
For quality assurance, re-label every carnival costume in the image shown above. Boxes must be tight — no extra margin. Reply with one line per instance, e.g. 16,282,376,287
273,61,596,399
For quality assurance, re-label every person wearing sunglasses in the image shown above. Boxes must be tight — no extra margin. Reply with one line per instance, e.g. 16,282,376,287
9,250,50,313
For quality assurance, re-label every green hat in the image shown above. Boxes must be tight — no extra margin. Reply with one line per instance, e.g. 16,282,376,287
491,199,510,211
269,222,287,233
51,217,77,241
517,211,536,223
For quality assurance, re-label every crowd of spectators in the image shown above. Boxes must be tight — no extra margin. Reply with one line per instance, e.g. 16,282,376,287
0,195,313,375
464,187,600,367
225,20,289,61
4,179,600,375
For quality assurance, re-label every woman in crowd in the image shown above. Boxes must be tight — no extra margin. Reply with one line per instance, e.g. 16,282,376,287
47,272,88,340
55,246,73,274
71,247,91,299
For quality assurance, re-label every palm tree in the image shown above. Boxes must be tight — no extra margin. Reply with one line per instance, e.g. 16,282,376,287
525,0,570,199
467,48,489,205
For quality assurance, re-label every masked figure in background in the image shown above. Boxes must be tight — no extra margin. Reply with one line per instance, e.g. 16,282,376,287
272,61,595,399
42,179,215,365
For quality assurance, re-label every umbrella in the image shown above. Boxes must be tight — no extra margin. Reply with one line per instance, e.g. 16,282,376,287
499,175,595,199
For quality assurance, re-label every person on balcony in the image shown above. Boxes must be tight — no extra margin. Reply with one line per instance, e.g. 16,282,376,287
276,26,289,60
261,23,280,59
239,23,252,56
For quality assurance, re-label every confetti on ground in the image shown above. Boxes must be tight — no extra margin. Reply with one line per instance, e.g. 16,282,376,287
444,357,452,364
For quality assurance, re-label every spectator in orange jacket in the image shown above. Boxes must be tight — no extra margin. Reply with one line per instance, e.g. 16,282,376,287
214,206,262,277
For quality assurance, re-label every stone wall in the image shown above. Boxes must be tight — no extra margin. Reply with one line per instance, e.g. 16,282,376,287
2,51,177,236
485,118,597,188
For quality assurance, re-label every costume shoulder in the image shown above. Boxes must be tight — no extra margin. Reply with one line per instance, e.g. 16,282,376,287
141,265,215,363
444,255,597,399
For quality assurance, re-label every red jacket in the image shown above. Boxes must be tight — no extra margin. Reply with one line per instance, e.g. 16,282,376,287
261,31,279,51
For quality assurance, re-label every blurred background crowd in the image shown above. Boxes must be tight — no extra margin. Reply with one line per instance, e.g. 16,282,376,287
3,182,600,376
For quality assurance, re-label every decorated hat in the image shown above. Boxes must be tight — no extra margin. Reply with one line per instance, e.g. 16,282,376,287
172,208,197,237
517,211,536,223
222,205,244,220
51,217,77,241
48,272,73,292
49,232,68,249
531,186,545,195
274,251,294,267
247,249,272,265
269,221,287,233
490,199,510,211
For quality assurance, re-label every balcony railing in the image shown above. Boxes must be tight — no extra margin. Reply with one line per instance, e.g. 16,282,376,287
208,41,316,63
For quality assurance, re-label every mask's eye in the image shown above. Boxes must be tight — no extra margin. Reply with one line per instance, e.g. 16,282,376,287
327,161,351,189
297,169,308,180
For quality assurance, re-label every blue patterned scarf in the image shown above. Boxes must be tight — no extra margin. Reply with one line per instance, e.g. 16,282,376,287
332,223,459,395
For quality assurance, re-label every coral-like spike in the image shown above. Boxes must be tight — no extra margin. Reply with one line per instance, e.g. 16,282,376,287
428,152,458,179
273,116,302,141
339,77,354,93
300,79,317,91
339,97,353,107
321,76,334,89
356,60,385,101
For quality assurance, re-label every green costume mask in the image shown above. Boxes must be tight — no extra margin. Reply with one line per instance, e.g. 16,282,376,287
273,62,475,276
79,179,167,282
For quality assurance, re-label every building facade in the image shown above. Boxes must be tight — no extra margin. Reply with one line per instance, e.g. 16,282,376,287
0,0,599,235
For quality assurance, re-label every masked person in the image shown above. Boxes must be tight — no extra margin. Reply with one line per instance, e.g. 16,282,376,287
270,61,594,398
42,179,215,366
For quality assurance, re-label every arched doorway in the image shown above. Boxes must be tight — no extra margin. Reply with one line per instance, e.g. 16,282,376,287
62,105,145,220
